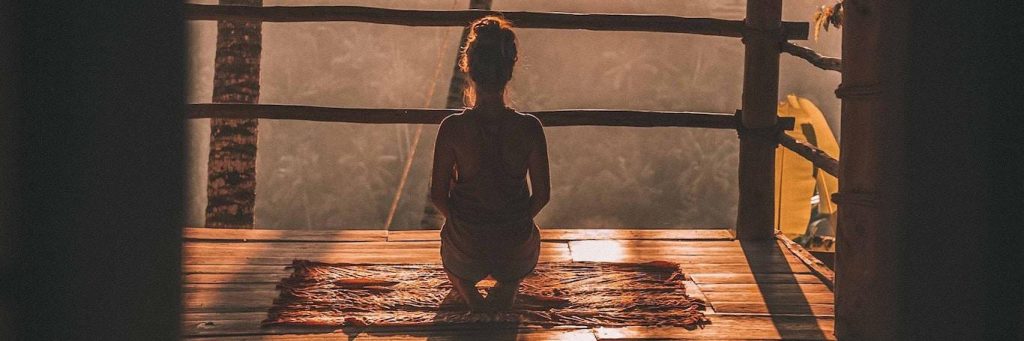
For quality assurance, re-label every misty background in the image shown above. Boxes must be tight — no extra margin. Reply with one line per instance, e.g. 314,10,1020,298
185,0,842,230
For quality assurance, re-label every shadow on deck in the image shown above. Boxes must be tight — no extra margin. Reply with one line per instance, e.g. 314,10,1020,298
180,228,835,340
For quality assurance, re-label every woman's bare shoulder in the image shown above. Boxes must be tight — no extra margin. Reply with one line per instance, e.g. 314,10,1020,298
440,110,471,129
437,111,472,141
511,111,543,130
508,111,545,148
446,109,472,121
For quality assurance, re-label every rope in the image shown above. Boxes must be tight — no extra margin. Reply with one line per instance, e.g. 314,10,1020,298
383,0,460,230
776,150,784,231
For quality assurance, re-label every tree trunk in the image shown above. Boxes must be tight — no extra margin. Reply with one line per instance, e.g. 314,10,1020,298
418,0,493,229
205,0,262,228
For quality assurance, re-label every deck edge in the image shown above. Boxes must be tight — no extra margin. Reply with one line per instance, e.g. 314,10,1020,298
776,232,835,290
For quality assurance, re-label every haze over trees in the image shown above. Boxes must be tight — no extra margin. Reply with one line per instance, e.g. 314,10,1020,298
185,0,841,230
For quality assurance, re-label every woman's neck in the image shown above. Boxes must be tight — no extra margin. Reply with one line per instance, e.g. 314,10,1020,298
472,88,506,110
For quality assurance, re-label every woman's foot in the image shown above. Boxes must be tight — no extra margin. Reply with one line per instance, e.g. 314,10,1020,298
446,271,489,312
463,294,489,312
487,280,519,311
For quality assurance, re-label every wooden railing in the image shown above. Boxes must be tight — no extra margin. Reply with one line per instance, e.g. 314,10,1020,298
184,4,838,72
188,103,827,171
184,4,808,39
187,2,843,239
189,104,797,130
778,132,840,177
781,42,842,72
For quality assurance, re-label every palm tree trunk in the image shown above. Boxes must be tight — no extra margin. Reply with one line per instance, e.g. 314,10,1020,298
418,0,493,229
205,0,262,228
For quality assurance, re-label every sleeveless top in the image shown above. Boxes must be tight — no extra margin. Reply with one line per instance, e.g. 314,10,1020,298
440,110,540,281
448,111,532,225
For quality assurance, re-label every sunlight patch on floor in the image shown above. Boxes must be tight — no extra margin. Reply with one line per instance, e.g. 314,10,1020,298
566,240,627,262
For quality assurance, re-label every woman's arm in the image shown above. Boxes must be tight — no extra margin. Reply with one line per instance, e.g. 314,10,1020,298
526,117,550,218
429,117,457,220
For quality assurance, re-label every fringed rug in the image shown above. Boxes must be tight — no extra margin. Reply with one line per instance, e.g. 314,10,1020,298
263,260,708,329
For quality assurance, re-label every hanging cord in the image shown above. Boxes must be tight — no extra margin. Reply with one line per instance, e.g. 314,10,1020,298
383,0,460,230
776,150,784,231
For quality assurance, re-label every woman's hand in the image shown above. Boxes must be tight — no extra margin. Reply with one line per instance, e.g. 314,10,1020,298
526,115,550,218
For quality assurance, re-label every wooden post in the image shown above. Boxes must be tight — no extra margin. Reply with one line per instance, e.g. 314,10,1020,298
735,0,782,240
833,1,907,338
205,0,262,228
835,1,1024,339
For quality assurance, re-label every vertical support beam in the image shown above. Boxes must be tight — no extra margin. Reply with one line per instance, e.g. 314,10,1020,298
205,0,262,228
833,1,907,339
837,1,1024,339
735,0,782,240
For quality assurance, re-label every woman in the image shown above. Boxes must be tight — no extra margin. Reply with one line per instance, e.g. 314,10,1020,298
429,16,550,312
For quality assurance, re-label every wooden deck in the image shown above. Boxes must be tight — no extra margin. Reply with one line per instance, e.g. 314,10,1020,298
181,228,835,340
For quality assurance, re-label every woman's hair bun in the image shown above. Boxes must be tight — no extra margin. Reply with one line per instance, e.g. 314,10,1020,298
459,15,518,92
472,18,506,39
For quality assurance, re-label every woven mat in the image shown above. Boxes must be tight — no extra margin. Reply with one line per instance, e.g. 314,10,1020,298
263,260,708,329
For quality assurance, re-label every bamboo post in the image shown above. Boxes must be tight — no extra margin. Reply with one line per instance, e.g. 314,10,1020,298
833,0,907,338
735,0,782,240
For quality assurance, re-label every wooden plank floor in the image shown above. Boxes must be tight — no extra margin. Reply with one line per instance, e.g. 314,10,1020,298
181,228,835,340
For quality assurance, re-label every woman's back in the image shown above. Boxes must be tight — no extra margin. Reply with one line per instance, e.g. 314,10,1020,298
445,107,541,224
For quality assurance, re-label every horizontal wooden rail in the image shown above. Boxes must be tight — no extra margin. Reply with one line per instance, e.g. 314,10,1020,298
184,4,809,40
188,103,758,129
781,42,841,72
778,132,839,177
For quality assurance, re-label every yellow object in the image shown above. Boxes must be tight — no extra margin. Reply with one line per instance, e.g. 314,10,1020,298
774,95,840,238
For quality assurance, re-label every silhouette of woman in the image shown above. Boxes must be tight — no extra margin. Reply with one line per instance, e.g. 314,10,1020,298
429,16,550,312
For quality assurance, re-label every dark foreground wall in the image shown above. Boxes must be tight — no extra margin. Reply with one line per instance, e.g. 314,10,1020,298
837,0,1024,339
901,1,1024,339
0,1,185,339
